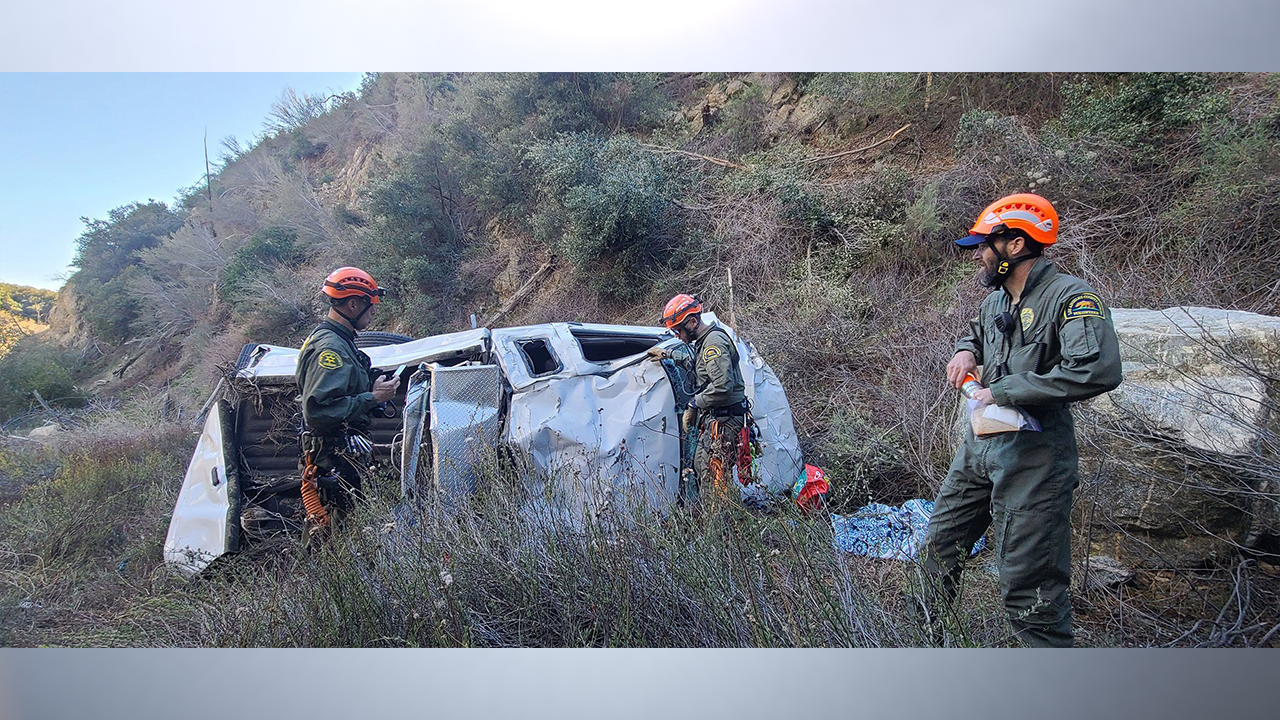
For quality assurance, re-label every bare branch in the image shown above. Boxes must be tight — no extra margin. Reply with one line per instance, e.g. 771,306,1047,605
798,124,912,166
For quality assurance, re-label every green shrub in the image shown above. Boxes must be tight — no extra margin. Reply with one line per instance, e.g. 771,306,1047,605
67,201,183,345
904,182,943,243
219,227,307,309
1055,73,1228,155
0,284,56,324
70,201,183,283
714,82,773,154
528,133,683,298
720,148,840,240
0,435,184,565
805,72,920,119
0,342,82,420
361,139,464,332
440,73,670,223
333,203,364,226
287,129,327,161
75,268,153,345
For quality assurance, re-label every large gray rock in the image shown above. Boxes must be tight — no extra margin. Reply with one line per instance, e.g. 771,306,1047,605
791,93,834,135
1097,307,1280,454
768,76,800,107
1080,307,1280,567
27,424,60,439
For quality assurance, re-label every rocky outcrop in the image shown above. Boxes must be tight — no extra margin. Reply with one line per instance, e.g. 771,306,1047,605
1081,307,1280,567
45,284,85,340
679,74,836,140
790,93,834,136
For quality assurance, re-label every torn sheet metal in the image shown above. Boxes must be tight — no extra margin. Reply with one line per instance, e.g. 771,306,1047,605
164,400,238,575
400,366,431,500
430,364,504,500
493,326,680,524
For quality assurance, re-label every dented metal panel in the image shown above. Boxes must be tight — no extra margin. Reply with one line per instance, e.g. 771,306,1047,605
164,400,237,574
495,326,681,522
430,364,504,499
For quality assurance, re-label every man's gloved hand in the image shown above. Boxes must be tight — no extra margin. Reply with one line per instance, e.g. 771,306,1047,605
646,346,670,362
682,404,697,430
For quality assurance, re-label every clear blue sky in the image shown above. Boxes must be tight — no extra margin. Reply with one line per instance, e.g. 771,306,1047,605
0,72,365,291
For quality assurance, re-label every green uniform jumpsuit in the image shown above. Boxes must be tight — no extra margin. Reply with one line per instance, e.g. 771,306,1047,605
295,319,379,510
921,259,1122,647
671,324,748,499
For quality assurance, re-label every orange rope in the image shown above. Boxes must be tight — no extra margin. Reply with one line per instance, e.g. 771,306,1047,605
707,420,727,495
300,455,329,533
736,425,754,486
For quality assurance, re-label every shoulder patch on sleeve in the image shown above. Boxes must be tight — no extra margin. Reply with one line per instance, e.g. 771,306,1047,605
703,345,723,361
1063,292,1106,321
317,350,344,370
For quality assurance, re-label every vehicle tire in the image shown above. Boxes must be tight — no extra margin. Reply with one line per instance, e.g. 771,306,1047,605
354,331,415,349
235,343,261,370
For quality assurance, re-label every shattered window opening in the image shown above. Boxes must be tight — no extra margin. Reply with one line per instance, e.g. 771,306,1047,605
518,339,561,377
569,329,664,363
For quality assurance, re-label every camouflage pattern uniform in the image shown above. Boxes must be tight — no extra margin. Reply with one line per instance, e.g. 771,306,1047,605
921,259,1123,647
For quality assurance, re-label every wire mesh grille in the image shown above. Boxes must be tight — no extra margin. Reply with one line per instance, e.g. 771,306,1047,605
430,364,504,498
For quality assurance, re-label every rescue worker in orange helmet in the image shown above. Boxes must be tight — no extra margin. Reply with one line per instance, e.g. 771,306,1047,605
918,194,1122,647
648,294,748,506
295,267,400,526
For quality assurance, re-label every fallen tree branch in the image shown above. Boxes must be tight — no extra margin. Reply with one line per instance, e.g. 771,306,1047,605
670,199,715,211
483,257,557,327
194,378,225,430
31,389,55,414
640,144,749,171
113,352,143,379
798,123,912,165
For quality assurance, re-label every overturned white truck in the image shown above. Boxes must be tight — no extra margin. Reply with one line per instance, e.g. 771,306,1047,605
164,314,804,574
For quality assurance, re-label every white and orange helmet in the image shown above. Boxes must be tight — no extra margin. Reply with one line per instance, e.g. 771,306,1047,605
954,193,1059,248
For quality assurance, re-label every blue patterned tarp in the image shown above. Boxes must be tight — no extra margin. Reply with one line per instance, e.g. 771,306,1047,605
831,499,986,561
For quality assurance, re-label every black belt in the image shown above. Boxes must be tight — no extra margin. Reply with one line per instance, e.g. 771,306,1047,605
707,400,748,417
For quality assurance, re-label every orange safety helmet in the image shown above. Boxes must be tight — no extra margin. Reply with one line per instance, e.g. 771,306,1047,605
955,193,1059,248
322,267,386,304
661,293,702,329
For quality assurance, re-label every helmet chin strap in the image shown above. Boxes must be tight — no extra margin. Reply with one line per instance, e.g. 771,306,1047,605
985,237,1035,283
680,316,699,341
334,297,372,328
